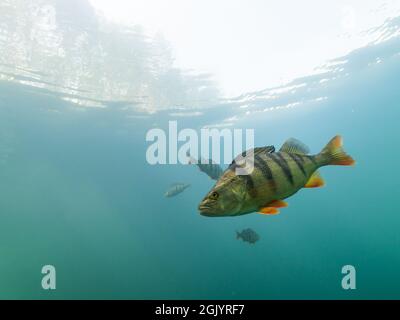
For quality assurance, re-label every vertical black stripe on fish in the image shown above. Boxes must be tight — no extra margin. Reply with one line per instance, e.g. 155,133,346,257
269,153,294,185
254,154,277,192
229,161,256,196
240,174,257,197
288,153,307,177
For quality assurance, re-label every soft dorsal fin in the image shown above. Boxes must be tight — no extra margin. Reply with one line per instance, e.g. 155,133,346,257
279,138,310,154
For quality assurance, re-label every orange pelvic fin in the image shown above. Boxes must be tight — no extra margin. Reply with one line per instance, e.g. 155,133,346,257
268,200,288,208
258,200,288,215
258,207,279,215
304,171,325,188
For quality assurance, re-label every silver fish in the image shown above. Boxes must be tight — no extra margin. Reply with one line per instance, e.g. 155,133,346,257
164,183,191,198
187,153,223,180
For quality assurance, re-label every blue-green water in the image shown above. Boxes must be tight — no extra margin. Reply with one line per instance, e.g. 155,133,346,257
1,2,400,300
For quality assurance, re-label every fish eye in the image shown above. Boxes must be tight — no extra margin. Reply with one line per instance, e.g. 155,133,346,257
210,191,219,200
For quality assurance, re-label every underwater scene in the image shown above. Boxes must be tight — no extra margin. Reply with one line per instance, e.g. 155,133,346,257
1,0,400,299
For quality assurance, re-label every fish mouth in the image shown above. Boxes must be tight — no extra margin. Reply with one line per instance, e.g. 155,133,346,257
198,204,217,217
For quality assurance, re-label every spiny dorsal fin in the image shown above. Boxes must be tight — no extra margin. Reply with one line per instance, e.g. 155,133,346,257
279,138,310,154
261,146,276,154
244,146,275,157
230,146,275,165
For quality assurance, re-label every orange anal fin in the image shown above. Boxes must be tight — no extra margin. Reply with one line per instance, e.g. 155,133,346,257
258,207,279,215
304,171,325,188
268,199,288,208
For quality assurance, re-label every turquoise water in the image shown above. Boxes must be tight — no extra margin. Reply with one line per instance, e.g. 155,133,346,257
1,2,400,300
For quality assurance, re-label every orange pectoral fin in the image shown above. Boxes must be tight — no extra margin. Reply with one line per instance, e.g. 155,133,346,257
258,207,279,215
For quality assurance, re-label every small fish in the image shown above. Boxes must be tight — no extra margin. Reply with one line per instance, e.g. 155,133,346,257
164,183,190,198
236,228,260,244
198,135,355,217
187,153,224,180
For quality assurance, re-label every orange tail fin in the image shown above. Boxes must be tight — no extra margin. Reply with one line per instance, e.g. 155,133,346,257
320,135,355,166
